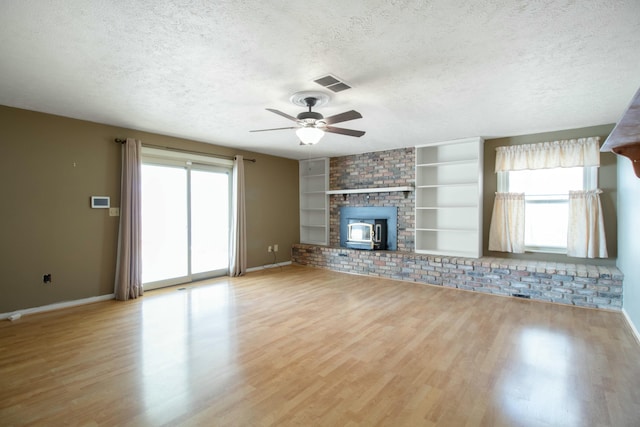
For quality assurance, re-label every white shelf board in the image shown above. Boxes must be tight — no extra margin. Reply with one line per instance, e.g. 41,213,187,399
416,159,478,168
416,205,478,209
415,183,477,188
415,248,478,258
415,227,477,233
301,240,328,245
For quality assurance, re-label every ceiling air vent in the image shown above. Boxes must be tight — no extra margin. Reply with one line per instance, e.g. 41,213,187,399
314,74,352,93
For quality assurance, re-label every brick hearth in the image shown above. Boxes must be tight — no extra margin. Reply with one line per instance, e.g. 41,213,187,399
292,244,623,310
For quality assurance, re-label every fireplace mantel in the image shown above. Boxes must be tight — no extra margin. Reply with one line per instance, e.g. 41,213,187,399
326,186,413,199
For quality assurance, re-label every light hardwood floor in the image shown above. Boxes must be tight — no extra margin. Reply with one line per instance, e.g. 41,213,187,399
1,265,639,426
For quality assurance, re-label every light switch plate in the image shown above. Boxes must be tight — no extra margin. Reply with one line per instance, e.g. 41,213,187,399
109,207,120,217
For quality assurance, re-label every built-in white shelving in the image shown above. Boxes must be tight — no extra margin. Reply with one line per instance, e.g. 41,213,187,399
299,158,329,245
415,137,484,258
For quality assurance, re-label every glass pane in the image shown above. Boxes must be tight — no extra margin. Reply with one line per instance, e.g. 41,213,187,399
191,170,229,274
509,167,583,195
524,201,568,248
349,224,371,241
141,164,188,283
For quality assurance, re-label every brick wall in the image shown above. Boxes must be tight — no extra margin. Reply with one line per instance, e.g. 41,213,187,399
292,244,624,310
329,147,415,251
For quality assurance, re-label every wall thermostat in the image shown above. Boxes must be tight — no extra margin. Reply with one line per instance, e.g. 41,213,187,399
91,196,110,208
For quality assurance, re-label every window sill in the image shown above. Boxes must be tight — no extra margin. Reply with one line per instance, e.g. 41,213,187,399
525,247,567,255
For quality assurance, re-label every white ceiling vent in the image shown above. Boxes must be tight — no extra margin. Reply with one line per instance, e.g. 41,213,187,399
314,74,352,93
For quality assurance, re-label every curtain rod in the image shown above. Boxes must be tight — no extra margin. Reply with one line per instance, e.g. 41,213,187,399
114,138,256,163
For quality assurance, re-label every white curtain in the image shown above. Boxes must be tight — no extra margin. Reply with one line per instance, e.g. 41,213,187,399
229,155,247,276
114,138,143,300
488,193,525,253
567,190,608,258
495,137,600,172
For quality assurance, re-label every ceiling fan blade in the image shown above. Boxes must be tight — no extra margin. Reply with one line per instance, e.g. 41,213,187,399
266,108,298,122
249,126,297,133
324,126,366,137
323,110,362,125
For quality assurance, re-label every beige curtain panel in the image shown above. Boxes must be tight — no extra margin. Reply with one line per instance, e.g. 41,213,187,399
494,137,600,172
567,190,608,258
229,155,247,276
114,138,143,300
488,192,525,254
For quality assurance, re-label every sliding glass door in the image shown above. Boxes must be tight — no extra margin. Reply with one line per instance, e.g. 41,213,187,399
141,154,231,290
190,169,230,274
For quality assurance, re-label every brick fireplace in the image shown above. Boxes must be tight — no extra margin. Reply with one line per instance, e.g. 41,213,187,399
329,147,415,251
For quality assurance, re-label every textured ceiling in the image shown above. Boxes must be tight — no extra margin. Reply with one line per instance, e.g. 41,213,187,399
1,0,639,159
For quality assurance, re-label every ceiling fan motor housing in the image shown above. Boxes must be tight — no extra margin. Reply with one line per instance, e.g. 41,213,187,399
297,111,324,121
297,97,324,122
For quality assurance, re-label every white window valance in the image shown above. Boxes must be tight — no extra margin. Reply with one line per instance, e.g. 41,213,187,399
495,137,600,172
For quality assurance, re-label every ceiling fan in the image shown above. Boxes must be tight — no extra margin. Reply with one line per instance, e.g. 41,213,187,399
250,92,365,145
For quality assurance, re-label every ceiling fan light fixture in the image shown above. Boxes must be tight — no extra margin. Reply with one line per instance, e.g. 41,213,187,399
251,91,364,144
296,126,324,145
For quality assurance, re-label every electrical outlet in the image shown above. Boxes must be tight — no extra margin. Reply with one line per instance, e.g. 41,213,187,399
109,207,120,217
274,244,278,252
268,246,272,253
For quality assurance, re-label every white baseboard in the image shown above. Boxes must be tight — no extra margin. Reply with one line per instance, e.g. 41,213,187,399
1,294,115,321
622,308,640,345
247,261,292,273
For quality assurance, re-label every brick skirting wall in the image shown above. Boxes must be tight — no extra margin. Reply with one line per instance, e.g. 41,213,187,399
292,244,623,311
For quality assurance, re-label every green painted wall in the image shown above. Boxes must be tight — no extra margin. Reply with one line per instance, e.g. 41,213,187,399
618,156,640,337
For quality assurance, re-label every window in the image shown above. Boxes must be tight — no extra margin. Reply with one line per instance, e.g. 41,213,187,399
498,166,597,253
489,137,607,258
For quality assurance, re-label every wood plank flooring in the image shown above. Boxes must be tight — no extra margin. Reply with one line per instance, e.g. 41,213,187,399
1,265,639,426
